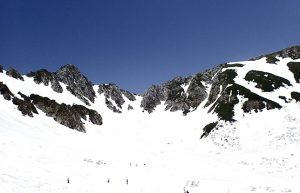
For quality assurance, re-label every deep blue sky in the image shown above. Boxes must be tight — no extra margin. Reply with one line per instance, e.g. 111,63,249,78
1,0,300,93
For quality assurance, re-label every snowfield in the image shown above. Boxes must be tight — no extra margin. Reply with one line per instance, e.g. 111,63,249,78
0,56,300,193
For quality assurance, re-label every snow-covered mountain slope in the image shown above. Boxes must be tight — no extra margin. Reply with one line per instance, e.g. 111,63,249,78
0,46,300,193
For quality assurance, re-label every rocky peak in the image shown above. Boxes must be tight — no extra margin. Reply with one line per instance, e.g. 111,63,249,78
55,64,96,105
0,64,3,73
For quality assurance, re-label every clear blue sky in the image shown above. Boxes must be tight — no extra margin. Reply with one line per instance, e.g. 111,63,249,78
1,0,300,93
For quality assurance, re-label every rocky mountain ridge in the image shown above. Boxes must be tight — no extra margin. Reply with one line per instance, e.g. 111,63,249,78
1,46,300,136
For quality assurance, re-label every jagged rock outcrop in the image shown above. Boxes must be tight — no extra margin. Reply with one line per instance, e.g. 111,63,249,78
122,90,136,101
0,82,14,100
287,62,300,83
205,66,236,108
12,92,38,117
98,83,136,111
291,92,300,102
0,64,3,73
128,104,133,110
141,85,165,113
6,68,24,81
71,105,103,125
105,98,121,113
29,94,102,132
185,74,208,109
211,83,282,121
55,64,95,105
163,77,189,112
200,122,218,139
141,65,221,114
27,69,63,93
252,46,300,61
245,70,291,92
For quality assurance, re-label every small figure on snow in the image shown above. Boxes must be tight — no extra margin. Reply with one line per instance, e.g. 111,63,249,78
126,179,128,185
67,178,70,184
107,178,110,183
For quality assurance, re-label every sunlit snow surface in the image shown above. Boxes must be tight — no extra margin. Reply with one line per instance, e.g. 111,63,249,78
0,57,300,193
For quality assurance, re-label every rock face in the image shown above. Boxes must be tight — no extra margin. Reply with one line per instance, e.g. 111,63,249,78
287,62,300,83
30,94,102,132
55,64,96,105
205,66,236,108
0,64,3,73
98,83,136,113
141,85,165,113
6,68,24,81
273,46,300,60
27,69,63,93
245,70,291,92
252,46,300,61
212,83,282,121
140,64,227,114
200,122,218,139
99,84,136,107
12,92,38,117
163,77,189,113
291,92,300,102
0,82,14,100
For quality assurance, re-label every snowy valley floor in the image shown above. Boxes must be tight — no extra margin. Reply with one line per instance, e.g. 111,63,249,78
1,97,300,193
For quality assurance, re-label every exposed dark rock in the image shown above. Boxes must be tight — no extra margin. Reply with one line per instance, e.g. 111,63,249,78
223,63,244,68
279,96,289,103
163,77,188,112
141,66,220,114
105,98,121,113
0,82,14,100
99,84,127,109
71,105,103,125
245,70,291,92
30,94,102,132
66,85,90,105
121,89,136,101
17,91,29,100
212,84,281,121
98,83,136,113
186,74,208,109
6,68,24,81
251,46,300,60
291,92,300,102
128,104,133,110
55,64,95,105
0,64,3,73
266,55,279,64
287,62,300,83
242,100,265,113
141,85,165,113
200,122,218,139
205,68,237,108
27,69,63,93
12,96,38,117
